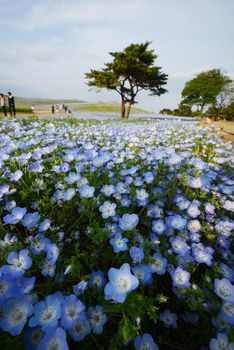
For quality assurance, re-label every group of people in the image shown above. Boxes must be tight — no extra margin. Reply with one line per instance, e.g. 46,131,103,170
51,104,72,114
0,92,16,117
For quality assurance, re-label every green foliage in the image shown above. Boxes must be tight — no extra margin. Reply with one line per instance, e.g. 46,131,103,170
181,69,232,112
85,42,168,118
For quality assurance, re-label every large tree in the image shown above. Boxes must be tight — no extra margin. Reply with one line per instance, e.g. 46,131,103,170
181,69,231,112
85,42,168,118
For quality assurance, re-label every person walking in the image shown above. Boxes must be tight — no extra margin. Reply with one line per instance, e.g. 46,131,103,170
0,93,7,116
7,92,16,116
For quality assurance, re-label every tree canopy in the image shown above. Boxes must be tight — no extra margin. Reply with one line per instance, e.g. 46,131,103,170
85,42,168,118
181,69,231,112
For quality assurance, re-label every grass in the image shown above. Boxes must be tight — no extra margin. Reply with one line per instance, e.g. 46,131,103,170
73,102,149,114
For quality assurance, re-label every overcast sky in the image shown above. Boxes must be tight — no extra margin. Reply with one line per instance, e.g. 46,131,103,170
0,0,233,112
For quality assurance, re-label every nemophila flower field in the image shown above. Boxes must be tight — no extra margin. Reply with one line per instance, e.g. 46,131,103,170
0,117,233,350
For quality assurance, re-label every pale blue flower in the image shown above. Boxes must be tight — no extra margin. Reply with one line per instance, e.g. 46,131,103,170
104,263,139,303
119,213,139,231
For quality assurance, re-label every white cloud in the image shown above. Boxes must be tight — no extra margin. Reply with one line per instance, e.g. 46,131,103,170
0,46,59,63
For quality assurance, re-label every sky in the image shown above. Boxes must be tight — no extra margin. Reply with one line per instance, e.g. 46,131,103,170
0,0,234,113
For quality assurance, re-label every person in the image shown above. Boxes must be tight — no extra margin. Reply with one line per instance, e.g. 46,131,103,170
7,92,16,116
52,105,55,114
0,93,7,116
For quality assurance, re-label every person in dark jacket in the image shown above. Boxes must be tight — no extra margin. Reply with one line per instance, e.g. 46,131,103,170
0,93,7,116
8,92,16,116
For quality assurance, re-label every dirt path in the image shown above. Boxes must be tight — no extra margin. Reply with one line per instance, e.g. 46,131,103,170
201,119,234,147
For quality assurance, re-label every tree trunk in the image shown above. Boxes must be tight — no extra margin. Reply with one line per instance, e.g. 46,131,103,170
125,102,132,119
121,98,125,118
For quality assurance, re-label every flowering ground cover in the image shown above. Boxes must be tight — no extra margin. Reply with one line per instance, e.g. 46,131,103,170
0,117,233,350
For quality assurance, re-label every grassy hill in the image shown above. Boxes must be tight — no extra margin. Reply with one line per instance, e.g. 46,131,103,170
5,97,150,114
73,102,149,114
14,97,86,107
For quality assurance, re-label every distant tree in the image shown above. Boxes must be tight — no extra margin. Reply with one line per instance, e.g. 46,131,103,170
181,69,231,113
159,108,174,115
85,42,168,118
216,81,234,109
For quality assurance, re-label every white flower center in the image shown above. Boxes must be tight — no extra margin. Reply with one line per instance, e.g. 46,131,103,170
40,306,56,323
219,285,231,298
9,307,26,325
116,277,130,293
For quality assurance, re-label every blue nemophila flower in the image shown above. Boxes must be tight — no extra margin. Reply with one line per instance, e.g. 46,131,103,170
212,313,232,332
0,233,18,247
104,263,139,303
147,203,163,218
69,313,91,342
221,301,234,325
3,206,27,225
30,234,50,255
223,200,234,212
187,219,201,233
144,171,154,184
129,246,144,263
65,172,81,184
78,184,95,198
0,273,17,304
22,212,40,230
110,233,128,253
46,243,59,264
159,309,177,328
63,188,76,201
41,260,56,277
204,202,215,215
119,213,139,231
37,327,69,350
186,201,201,218
17,276,36,296
150,253,168,275
0,183,10,199
9,169,23,182
99,201,117,219
132,264,152,285
170,236,190,256
38,219,51,233
29,294,61,331
61,294,85,329
192,243,214,266
215,217,234,237
174,194,190,210
59,162,71,173
134,333,159,350
24,327,44,350
4,200,16,212
115,182,129,195
209,333,234,350
28,162,44,173
135,189,149,202
170,266,191,288
73,280,88,296
100,184,115,197
89,270,106,290
87,305,107,335
3,249,32,277
214,278,234,302
219,263,234,282
119,195,131,208
166,214,187,231
188,174,211,189
152,219,166,235
0,296,33,336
